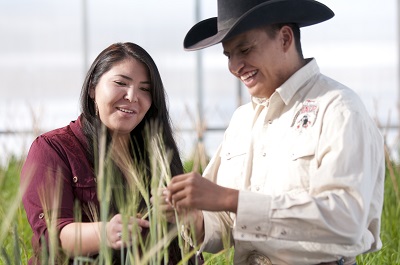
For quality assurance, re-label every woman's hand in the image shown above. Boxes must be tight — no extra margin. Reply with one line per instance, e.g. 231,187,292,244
150,188,178,224
106,214,150,249
151,188,202,225
151,187,205,246
60,215,148,256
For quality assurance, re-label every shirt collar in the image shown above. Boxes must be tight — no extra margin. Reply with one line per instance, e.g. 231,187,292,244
251,97,269,108
251,58,320,109
70,114,89,150
276,58,320,105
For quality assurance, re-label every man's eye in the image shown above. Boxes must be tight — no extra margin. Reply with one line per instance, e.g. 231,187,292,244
241,48,250,54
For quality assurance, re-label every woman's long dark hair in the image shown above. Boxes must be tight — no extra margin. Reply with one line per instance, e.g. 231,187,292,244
80,42,182,176
79,42,185,263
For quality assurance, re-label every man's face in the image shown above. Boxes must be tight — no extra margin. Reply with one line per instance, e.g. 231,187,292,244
222,27,289,99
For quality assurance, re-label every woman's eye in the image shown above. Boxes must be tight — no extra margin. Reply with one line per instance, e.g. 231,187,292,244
114,81,126,86
141,87,151,92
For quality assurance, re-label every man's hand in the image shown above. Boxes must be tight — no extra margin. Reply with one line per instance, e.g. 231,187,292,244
167,172,239,213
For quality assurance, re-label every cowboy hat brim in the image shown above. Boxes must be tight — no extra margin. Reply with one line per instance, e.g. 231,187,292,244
184,0,334,51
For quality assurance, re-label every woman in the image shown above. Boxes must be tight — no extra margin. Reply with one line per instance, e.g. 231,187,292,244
21,42,190,264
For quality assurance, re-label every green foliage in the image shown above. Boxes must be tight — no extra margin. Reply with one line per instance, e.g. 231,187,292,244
0,156,22,204
1,154,400,264
356,159,400,264
0,156,33,264
183,160,196,174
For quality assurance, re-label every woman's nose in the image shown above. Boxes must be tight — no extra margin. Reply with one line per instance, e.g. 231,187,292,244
124,88,138,103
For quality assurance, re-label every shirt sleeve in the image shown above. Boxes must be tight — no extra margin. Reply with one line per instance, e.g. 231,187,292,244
198,144,234,253
199,211,233,253
235,101,385,248
21,135,76,250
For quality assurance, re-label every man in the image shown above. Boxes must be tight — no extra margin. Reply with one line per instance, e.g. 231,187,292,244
166,0,385,264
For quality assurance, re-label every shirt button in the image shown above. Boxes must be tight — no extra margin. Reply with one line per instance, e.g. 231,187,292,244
256,186,260,191
241,225,247,230
73,176,78,183
256,226,261,231
281,230,287,236
262,153,266,157
39,213,44,219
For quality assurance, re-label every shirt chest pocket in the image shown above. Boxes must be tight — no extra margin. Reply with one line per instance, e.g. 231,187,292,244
291,143,315,161
71,175,98,203
287,132,318,186
217,145,247,188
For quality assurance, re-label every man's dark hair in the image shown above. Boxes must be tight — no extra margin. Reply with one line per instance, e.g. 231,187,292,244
265,23,303,58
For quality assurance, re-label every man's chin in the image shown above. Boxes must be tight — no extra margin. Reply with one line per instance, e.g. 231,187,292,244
247,89,266,99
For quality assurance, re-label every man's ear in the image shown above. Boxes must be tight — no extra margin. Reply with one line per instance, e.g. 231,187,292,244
280,26,294,52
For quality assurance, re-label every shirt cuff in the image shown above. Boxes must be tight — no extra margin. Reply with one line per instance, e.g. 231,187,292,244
234,190,272,239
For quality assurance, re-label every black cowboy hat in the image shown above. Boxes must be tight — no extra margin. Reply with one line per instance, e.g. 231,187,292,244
184,0,334,51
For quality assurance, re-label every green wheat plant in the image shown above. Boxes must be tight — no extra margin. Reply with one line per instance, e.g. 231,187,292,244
77,122,199,265
355,146,400,264
1,130,400,264
0,156,32,264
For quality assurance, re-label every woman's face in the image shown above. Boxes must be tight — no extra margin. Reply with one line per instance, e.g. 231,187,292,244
90,58,152,138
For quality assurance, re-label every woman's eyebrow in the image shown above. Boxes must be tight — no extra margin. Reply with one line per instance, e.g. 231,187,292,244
115,74,151,85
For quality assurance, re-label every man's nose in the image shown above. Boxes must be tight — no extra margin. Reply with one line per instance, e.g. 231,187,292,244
229,56,244,77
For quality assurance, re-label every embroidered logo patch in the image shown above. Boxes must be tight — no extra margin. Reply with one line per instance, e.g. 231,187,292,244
294,99,319,132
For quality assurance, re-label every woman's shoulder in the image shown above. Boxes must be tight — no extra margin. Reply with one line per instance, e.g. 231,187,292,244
32,117,83,152
40,124,72,139
25,116,89,171
39,116,82,142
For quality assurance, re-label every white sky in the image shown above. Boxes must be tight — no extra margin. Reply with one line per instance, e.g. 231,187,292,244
0,0,398,159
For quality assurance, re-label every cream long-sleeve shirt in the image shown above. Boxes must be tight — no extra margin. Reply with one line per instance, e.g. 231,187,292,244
199,59,385,265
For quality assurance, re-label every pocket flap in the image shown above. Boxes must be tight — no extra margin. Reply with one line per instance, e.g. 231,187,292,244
222,146,247,160
290,133,316,160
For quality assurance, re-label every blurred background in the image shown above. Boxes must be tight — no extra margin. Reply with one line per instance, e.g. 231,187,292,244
0,0,398,164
